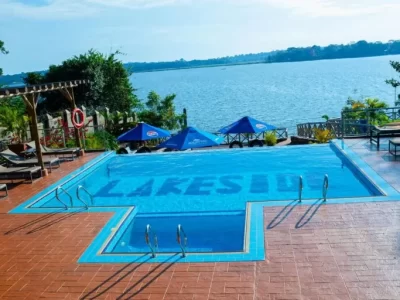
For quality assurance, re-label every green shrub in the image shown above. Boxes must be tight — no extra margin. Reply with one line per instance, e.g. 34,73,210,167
314,128,333,143
65,139,76,148
264,131,277,146
84,130,118,150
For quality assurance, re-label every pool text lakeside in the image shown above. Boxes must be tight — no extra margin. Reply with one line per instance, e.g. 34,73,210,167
95,173,338,197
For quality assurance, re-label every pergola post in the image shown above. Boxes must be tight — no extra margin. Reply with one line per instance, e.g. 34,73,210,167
0,80,88,162
22,94,47,176
60,87,83,150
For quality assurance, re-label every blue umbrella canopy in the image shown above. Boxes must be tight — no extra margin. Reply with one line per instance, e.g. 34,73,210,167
158,127,223,150
117,122,170,142
218,116,276,134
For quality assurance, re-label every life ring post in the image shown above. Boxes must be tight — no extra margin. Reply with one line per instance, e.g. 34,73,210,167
71,108,85,129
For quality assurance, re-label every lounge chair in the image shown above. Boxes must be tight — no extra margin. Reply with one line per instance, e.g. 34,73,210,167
370,122,400,150
0,183,7,197
27,141,80,160
0,165,41,183
0,149,60,172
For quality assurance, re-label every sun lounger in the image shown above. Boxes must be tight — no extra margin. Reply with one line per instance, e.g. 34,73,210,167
0,183,7,197
370,123,400,150
27,141,80,160
0,165,42,183
0,149,60,172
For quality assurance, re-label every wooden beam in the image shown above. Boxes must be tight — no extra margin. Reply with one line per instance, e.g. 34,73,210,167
21,95,33,112
0,80,87,99
59,88,73,103
26,94,45,172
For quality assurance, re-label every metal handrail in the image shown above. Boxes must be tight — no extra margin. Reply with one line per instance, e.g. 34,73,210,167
177,224,187,257
322,174,328,201
55,186,72,209
77,185,93,206
145,224,158,258
298,176,303,202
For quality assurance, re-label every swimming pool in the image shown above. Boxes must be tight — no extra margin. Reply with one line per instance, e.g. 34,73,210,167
11,142,390,263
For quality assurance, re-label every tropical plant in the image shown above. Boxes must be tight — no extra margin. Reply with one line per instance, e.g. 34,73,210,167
138,91,185,130
314,128,333,143
0,106,29,143
85,130,118,150
0,40,8,76
321,115,329,121
100,110,137,137
386,61,400,106
264,131,277,146
0,96,25,114
342,97,389,125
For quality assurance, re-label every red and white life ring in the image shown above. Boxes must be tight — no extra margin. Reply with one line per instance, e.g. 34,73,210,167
71,108,85,129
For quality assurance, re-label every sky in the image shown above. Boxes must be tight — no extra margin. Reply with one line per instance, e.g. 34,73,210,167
0,0,399,74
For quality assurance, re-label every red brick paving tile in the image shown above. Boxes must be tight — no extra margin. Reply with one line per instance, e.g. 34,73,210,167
164,294,194,300
192,294,209,300
209,282,225,294
209,294,239,300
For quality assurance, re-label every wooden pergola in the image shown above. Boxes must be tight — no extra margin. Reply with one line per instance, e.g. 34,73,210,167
0,80,88,176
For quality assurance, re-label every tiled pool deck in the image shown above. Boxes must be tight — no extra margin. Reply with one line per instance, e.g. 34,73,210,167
1,142,400,299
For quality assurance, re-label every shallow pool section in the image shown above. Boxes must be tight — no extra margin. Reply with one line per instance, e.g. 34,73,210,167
107,211,246,254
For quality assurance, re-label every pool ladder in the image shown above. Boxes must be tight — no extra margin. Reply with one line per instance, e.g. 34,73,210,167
54,185,94,209
322,174,328,201
298,174,328,202
145,224,158,258
177,224,188,257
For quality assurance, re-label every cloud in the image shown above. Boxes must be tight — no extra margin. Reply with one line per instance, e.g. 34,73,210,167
0,0,398,19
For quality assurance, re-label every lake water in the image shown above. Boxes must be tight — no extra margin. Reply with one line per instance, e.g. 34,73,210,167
130,55,400,133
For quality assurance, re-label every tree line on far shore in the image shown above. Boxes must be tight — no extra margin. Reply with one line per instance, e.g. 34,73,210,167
129,40,400,72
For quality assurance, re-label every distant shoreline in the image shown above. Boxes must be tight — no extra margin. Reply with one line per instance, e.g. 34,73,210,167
132,60,267,73
132,54,400,74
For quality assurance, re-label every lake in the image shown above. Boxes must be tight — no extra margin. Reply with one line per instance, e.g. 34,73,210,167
130,55,400,134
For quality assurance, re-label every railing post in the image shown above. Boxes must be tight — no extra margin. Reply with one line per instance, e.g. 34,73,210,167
298,176,303,202
341,110,345,139
322,174,328,201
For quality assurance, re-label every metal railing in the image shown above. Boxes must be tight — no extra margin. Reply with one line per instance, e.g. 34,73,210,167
322,174,328,201
76,185,93,208
297,107,400,139
145,224,158,258
214,128,288,145
341,106,400,138
55,186,72,209
296,119,341,139
298,176,303,202
176,224,187,257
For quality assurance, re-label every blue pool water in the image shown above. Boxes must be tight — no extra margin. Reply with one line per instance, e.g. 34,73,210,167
107,211,245,253
21,144,382,258
33,144,380,213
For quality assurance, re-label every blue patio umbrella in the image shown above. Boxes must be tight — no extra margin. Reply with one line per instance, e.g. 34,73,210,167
157,127,224,150
218,116,276,134
117,122,170,142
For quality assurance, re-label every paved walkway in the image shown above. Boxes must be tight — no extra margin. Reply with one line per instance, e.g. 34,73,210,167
344,138,400,192
0,148,400,299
